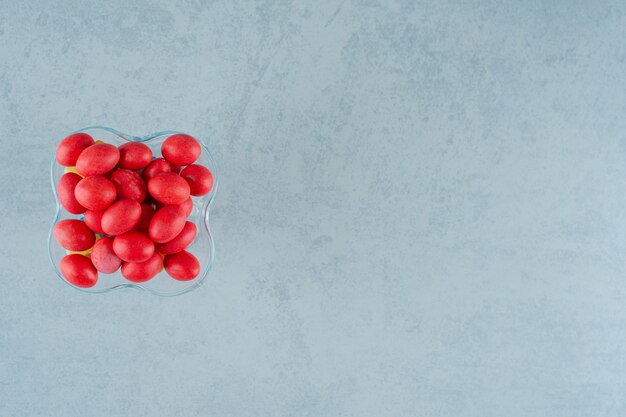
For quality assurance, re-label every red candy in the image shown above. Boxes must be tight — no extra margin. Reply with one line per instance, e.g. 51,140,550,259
121,252,163,282
149,204,187,243
53,219,95,251
60,254,98,288
101,199,141,235
135,203,156,233
181,164,213,196
84,209,105,234
154,197,192,216
112,231,154,262
58,172,86,214
56,133,94,166
170,164,183,174
117,142,152,170
178,197,193,217
54,132,214,286
142,158,171,182
91,237,122,274
110,169,147,202
164,250,200,281
74,175,117,211
162,134,201,166
156,221,197,254
148,172,190,205
76,143,120,176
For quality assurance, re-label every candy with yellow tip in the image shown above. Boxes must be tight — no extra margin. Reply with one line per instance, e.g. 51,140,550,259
63,166,83,177
158,252,165,272
62,142,106,175
65,234,101,255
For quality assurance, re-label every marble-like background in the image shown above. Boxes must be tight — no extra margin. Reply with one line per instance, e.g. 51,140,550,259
2,1,626,416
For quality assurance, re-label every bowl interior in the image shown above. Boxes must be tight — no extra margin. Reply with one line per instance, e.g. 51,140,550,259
48,126,217,296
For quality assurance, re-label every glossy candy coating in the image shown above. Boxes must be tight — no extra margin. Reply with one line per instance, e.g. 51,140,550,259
149,204,187,243
141,158,171,182
117,142,152,170
121,252,163,282
83,209,106,234
64,232,100,256
76,143,120,176
58,172,87,214
135,203,156,233
156,221,197,254
148,172,190,205
53,219,95,251
154,197,192,216
90,237,122,274
110,169,147,202
161,134,201,166
170,164,183,174
178,197,193,217
164,250,200,281
181,164,214,196
74,175,117,211
101,199,142,235
60,254,98,288
56,133,94,166
112,231,155,262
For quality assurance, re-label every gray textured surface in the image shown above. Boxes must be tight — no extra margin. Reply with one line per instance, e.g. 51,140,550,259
2,1,626,416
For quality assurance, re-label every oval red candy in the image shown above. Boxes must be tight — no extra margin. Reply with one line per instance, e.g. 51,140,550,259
142,158,171,182
112,231,155,262
56,133,94,166
121,252,163,283
76,143,120,176
53,219,95,251
170,164,183,174
60,254,98,288
117,142,152,170
149,204,186,243
135,203,156,233
156,221,197,254
148,172,190,205
58,172,86,214
179,197,193,217
164,250,200,281
110,169,147,202
181,164,213,196
84,209,105,234
90,237,122,274
101,199,142,235
74,175,117,211
154,197,192,216
161,134,201,166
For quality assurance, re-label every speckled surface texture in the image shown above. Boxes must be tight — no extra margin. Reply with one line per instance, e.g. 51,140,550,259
2,1,626,416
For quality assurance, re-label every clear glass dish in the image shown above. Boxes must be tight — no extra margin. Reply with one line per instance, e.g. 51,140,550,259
48,126,218,296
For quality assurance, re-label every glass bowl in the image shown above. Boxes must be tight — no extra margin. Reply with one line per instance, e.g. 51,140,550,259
48,126,218,296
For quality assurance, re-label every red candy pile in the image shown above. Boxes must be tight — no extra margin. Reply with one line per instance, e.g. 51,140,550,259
53,133,213,288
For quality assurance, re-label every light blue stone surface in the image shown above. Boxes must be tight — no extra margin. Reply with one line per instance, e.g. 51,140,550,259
2,1,626,415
